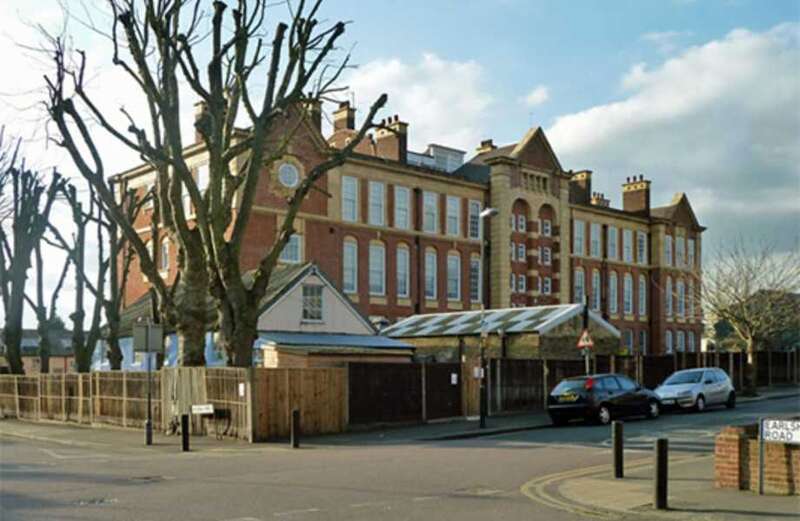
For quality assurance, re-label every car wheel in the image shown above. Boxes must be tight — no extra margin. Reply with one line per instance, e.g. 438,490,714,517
647,400,660,419
597,405,612,425
725,392,736,409
695,394,706,412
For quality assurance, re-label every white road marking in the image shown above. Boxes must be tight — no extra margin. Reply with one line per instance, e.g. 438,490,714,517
273,508,321,517
411,496,440,502
39,448,113,460
222,518,263,521
349,501,389,508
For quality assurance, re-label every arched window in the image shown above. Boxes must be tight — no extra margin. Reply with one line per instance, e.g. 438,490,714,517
638,274,647,316
665,276,673,317
591,270,600,311
424,248,438,299
623,273,633,315
342,238,358,293
608,271,618,314
396,244,410,298
447,252,461,301
677,280,685,317
573,268,585,304
368,242,386,296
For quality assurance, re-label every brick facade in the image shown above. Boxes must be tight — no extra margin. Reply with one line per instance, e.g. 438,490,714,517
114,103,704,354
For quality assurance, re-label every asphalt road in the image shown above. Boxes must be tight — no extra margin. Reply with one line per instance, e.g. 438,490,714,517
1,396,797,521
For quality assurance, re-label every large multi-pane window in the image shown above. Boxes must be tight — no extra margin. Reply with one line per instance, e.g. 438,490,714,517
664,235,673,266
623,229,633,263
542,277,552,295
368,182,385,226
342,239,357,293
665,276,673,317
607,226,618,260
688,280,695,318
676,330,685,352
573,268,585,304
423,191,438,233
279,235,302,263
424,250,437,298
688,331,696,353
687,238,695,269
342,176,358,222
394,186,410,229
446,196,461,236
301,285,323,321
676,236,686,268
677,280,685,317
541,219,552,236
396,245,410,298
518,274,526,293
517,215,527,232
590,223,601,258
368,242,385,295
639,330,648,355
468,200,481,239
517,243,526,262
665,330,673,354
623,273,633,315
638,274,647,316
573,220,585,255
609,271,618,314
469,256,481,302
637,232,647,265
591,270,601,311
447,253,461,300
541,247,551,266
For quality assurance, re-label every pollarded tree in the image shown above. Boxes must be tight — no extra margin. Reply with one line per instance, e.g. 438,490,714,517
701,238,800,393
44,0,387,366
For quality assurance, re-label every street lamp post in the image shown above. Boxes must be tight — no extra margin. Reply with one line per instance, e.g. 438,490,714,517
479,207,498,429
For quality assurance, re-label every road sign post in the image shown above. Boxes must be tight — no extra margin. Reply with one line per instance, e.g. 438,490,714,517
133,319,163,447
577,329,594,376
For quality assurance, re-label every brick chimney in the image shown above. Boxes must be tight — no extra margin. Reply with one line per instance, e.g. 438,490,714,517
476,139,497,154
591,192,610,208
333,101,355,131
375,114,408,163
568,170,592,205
622,174,651,215
301,93,322,132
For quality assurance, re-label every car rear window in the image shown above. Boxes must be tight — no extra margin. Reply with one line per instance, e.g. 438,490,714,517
552,379,587,393
664,371,703,385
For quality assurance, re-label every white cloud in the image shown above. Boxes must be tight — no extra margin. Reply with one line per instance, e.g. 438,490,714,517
342,53,493,151
548,23,800,252
641,30,691,54
521,85,550,108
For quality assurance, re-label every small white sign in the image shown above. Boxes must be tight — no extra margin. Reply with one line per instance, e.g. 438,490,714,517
473,367,485,379
238,382,246,397
450,373,458,385
763,419,800,445
191,404,214,415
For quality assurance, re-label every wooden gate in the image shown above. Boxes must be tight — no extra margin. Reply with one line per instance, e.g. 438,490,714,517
424,363,462,420
348,363,422,425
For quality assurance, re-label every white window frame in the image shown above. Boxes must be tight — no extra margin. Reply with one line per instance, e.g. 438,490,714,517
368,181,385,226
607,226,618,260
665,276,673,317
573,268,585,304
423,191,439,234
301,285,324,322
638,274,647,316
517,215,527,232
279,234,302,264
590,223,601,258
676,236,686,268
424,250,437,299
542,247,551,266
665,330,673,354
394,186,410,230
677,279,685,317
677,330,685,352
623,229,633,263
468,200,481,239
342,176,358,222
510,273,516,292
623,273,633,315
517,243,526,263
609,271,618,314
447,253,461,301
368,243,386,296
469,256,481,303
573,220,585,256
687,238,695,269
591,269,600,311
542,219,552,237
518,274,527,293
664,235,673,266
637,231,647,265
396,245,410,298
510,241,516,262
543,276,552,295
688,280,695,318
342,239,358,293
446,196,461,236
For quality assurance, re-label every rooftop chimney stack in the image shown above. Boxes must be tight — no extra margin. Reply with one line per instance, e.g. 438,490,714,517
622,175,651,215
591,191,611,208
333,101,356,131
568,170,593,205
375,114,408,163
476,139,497,154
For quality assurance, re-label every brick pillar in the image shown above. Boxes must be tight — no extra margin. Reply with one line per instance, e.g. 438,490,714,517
715,426,749,490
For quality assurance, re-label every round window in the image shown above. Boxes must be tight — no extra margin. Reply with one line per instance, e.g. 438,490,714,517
278,162,300,188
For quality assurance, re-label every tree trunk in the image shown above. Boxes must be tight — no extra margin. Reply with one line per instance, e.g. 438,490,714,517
745,337,758,395
173,264,208,366
106,326,124,370
218,303,257,368
3,275,26,374
37,325,51,374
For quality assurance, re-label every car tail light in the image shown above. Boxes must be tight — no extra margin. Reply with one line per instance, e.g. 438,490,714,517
584,377,594,391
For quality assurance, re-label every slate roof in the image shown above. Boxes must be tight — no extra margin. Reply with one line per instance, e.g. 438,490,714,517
256,332,413,351
382,304,620,338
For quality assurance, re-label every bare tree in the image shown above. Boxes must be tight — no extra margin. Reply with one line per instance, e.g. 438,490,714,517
44,0,387,367
0,131,66,374
701,238,800,393
25,243,70,373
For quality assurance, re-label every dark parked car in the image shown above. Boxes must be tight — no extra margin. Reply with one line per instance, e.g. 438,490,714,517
547,373,661,426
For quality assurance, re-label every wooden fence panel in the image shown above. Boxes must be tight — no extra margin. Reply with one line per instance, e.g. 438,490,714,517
0,376,17,417
424,363,462,420
205,368,249,440
348,363,422,425
17,376,39,419
642,356,674,389
492,359,544,412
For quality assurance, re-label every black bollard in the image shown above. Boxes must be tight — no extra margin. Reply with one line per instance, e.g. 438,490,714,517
654,438,668,510
290,409,300,449
612,421,624,479
181,414,190,452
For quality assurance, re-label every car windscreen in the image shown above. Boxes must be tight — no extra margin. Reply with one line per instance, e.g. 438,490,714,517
663,371,703,385
552,379,587,393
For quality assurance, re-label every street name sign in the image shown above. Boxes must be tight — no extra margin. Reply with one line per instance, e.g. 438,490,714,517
762,418,800,445
191,404,214,415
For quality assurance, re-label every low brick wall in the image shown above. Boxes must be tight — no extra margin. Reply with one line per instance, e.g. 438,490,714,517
715,424,800,495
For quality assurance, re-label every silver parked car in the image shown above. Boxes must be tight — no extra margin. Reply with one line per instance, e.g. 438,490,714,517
654,368,736,411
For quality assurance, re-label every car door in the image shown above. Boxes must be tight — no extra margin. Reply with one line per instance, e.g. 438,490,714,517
613,376,640,417
599,376,624,415
702,370,721,404
711,370,728,404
